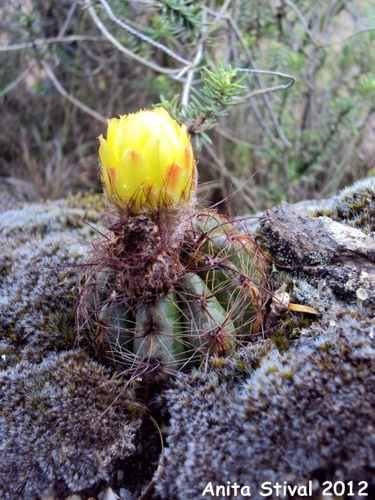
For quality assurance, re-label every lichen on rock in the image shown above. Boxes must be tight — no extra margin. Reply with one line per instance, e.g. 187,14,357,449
1,178,375,499
314,176,375,234
154,306,375,499
0,194,104,362
259,178,375,309
0,351,142,499
0,194,143,498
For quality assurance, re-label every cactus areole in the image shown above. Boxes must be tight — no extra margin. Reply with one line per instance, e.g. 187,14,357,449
76,108,268,382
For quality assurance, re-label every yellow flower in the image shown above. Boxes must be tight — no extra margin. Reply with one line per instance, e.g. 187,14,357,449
98,108,196,213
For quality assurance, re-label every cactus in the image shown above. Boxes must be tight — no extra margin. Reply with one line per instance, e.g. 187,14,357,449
77,209,267,381
76,109,268,381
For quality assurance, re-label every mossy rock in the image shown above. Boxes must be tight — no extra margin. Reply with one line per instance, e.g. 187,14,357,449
154,306,375,500
0,193,104,361
0,351,142,499
1,182,375,499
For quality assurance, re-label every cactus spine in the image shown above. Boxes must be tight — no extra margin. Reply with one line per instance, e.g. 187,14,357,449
77,209,267,381
76,109,268,382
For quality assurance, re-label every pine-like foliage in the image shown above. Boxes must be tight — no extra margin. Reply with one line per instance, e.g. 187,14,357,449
159,63,247,149
157,0,203,40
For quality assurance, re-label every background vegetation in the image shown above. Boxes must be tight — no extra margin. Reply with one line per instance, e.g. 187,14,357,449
1,0,374,213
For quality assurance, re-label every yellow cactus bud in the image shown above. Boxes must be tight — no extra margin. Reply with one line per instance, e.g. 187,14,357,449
98,108,196,213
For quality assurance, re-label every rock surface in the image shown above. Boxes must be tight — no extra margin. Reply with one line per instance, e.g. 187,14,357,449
0,194,142,499
1,180,375,499
155,178,375,499
154,306,375,499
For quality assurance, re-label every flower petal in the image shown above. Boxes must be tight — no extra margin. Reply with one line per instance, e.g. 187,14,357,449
121,113,152,151
165,162,193,202
98,108,196,212
174,145,195,175
106,118,121,154
117,149,151,210
143,138,173,185
99,135,120,196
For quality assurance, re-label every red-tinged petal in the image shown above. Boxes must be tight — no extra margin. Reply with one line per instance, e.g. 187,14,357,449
166,162,182,190
98,108,196,213
107,167,117,183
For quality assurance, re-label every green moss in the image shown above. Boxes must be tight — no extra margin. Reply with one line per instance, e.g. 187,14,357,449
265,365,279,374
66,191,107,227
313,177,375,234
271,333,290,354
269,305,316,354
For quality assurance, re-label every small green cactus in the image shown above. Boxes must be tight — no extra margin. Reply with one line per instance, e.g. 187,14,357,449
76,209,268,381
75,108,269,382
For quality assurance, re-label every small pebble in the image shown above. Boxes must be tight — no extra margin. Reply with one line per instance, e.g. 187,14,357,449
356,287,368,301
102,487,120,500
119,488,132,500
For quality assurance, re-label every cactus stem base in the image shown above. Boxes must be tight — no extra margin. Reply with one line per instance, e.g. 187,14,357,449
76,208,269,382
